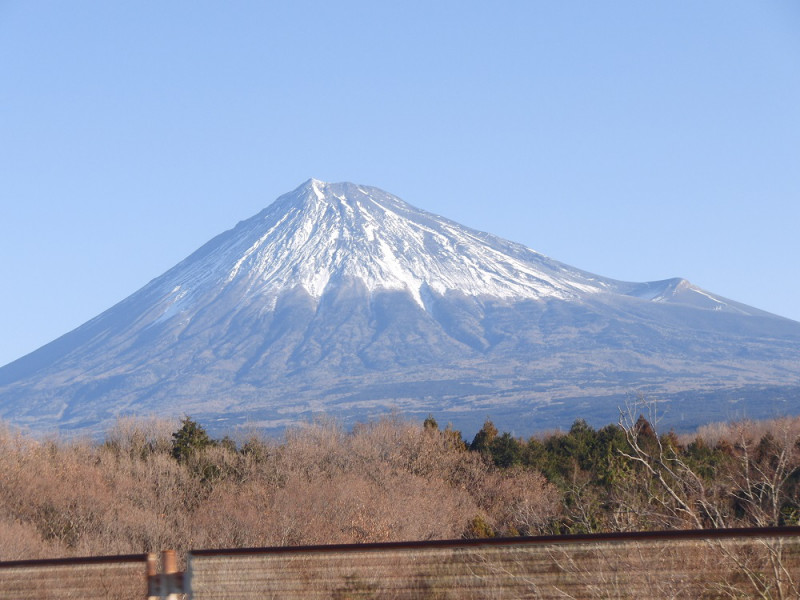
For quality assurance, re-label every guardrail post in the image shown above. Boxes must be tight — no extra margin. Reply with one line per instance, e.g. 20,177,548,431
162,550,181,600
146,551,184,599
146,553,159,600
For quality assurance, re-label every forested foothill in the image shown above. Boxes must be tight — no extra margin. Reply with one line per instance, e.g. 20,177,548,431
0,402,798,562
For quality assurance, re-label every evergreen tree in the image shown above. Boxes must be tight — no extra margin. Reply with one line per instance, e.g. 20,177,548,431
489,432,523,468
470,418,498,453
171,416,213,462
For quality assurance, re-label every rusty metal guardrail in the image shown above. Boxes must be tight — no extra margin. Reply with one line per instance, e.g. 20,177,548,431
2,527,799,598
0,553,150,600
184,527,800,599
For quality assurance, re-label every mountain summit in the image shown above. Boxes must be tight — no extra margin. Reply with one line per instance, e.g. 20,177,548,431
1,180,799,434
160,178,606,311
143,179,759,321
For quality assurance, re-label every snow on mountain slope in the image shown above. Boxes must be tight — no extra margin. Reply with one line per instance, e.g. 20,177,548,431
143,179,744,324
0,179,797,436
151,179,606,315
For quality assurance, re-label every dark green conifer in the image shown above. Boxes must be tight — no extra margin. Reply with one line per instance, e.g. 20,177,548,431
469,418,498,453
171,416,213,462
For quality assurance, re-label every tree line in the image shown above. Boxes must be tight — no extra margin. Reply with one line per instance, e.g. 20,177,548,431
0,402,798,562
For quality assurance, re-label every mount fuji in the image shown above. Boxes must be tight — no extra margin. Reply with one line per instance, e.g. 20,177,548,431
1,179,799,435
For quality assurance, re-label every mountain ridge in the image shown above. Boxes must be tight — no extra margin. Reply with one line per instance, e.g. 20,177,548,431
1,180,798,435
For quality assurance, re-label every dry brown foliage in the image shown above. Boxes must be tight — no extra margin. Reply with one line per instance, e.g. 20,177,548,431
1,412,798,598
0,414,560,560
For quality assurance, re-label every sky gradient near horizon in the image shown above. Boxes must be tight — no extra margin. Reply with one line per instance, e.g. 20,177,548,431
1,1,799,367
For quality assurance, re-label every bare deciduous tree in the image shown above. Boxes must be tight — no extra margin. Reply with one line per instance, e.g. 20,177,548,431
617,397,799,599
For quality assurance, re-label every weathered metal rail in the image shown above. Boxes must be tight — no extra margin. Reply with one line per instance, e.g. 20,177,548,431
0,553,150,600
1,527,799,598
184,526,800,599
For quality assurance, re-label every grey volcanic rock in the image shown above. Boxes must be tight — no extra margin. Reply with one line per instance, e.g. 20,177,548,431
1,179,799,435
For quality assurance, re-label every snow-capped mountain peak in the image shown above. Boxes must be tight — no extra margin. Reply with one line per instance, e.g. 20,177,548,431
1,179,797,436
156,179,606,316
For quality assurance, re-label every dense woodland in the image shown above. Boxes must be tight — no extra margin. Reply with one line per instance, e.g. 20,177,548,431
0,401,798,562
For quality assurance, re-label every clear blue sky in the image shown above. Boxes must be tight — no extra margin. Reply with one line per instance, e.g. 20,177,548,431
1,1,799,368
